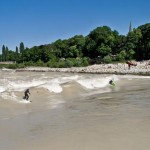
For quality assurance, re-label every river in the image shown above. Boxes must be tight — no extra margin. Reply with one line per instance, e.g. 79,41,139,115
0,70,150,150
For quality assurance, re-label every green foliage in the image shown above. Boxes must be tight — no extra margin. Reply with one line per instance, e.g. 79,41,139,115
2,45,6,61
2,63,25,69
116,50,127,61
7,64,18,69
97,44,111,56
47,61,59,68
0,22,150,67
82,57,89,66
24,61,35,66
46,57,89,68
126,49,135,60
137,23,150,60
84,26,116,58
36,60,45,66
17,63,26,68
20,42,25,53
64,59,74,67
102,55,112,64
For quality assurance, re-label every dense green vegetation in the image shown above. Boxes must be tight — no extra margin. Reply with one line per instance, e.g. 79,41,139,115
0,23,150,68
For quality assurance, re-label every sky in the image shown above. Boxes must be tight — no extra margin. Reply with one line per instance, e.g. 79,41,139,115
0,0,150,52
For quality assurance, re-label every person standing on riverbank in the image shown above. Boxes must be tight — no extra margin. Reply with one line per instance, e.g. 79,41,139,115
126,61,137,69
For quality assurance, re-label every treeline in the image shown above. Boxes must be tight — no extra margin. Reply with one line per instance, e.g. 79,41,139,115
0,23,150,68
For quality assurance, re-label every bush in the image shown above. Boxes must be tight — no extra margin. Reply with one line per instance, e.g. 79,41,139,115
24,61,35,66
82,57,89,66
102,55,112,64
7,64,18,69
17,63,26,68
116,50,127,62
65,59,74,67
57,60,66,68
47,61,58,68
36,60,44,66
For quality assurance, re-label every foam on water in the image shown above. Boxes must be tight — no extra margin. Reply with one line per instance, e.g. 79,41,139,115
1,74,118,94
19,99,31,104
52,75,79,84
0,73,120,101
1,92,18,101
40,83,62,93
2,68,15,71
0,86,6,93
7,80,46,91
77,75,119,89
38,75,80,93
1,92,31,104
61,75,79,81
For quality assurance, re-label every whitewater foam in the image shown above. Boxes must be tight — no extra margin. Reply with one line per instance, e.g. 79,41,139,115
1,92,18,101
77,75,118,89
7,80,46,91
40,83,62,93
0,86,6,93
19,99,31,104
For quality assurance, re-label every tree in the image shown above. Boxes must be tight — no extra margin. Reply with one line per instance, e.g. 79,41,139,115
5,47,9,61
125,29,142,60
20,42,25,53
2,45,6,61
15,46,19,62
116,50,127,61
7,50,16,61
137,23,150,60
103,55,112,63
97,43,111,56
16,46,19,53
84,26,117,59
67,35,85,57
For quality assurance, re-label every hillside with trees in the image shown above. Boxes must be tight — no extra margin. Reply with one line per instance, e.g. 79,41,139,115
0,23,150,68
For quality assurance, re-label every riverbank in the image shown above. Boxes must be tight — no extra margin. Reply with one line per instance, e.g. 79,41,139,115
15,60,150,75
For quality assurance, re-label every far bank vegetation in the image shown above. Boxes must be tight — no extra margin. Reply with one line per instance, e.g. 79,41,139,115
0,23,150,69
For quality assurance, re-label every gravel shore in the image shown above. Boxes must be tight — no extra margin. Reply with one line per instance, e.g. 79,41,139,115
16,60,150,76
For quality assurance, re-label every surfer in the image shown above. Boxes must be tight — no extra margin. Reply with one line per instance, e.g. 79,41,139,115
109,80,115,86
24,89,30,100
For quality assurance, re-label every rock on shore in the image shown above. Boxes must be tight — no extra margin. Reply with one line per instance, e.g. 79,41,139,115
16,61,150,76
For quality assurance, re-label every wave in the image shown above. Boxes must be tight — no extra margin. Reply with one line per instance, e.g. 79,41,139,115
0,74,119,94
1,92,18,101
0,86,6,93
76,75,118,89
0,75,80,94
1,72,150,103
7,80,46,91
40,83,62,93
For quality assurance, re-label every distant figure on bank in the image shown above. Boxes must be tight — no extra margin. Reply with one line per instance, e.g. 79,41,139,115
24,89,30,100
126,61,137,69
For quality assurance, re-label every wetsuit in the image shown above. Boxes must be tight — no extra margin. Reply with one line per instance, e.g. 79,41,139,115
24,89,30,100
109,80,115,86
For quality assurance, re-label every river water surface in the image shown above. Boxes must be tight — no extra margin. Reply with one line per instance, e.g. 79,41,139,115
0,69,150,150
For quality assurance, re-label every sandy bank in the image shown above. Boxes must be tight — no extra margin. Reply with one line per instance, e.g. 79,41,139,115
16,60,150,76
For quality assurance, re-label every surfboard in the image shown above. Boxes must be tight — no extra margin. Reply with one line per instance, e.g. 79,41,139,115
109,82,115,86
20,99,32,103
111,83,115,86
